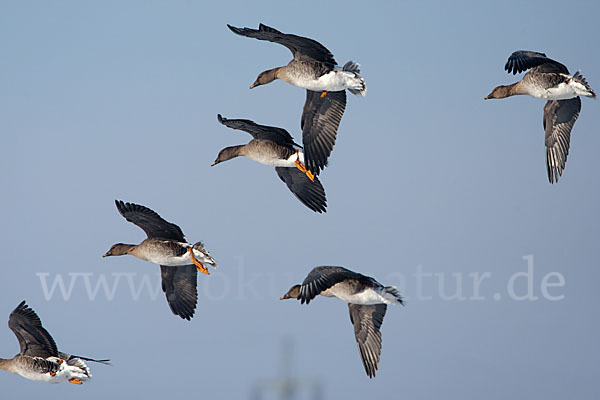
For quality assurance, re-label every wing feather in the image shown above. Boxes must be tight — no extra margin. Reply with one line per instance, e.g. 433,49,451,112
217,114,299,148
115,200,185,241
8,301,58,358
301,90,346,175
504,50,568,74
227,23,337,66
275,167,327,213
298,266,370,304
544,97,581,183
348,303,387,378
160,265,198,321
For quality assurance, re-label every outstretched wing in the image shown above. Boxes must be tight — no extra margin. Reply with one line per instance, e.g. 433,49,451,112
8,301,58,358
275,167,327,213
160,265,198,321
298,266,369,304
227,23,337,67
348,303,387,378
544,97,581,184
504,50,568,75
115,200,185,241
217,114,299,148
301,90,347,175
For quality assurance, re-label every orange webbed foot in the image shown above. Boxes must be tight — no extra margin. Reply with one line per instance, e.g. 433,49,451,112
69,378,83,385
294,159,315,182
305,169,315,182
320,90,328,98
49,371,56,377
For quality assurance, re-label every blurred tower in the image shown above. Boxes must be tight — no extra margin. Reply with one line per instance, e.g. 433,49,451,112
250,337,324,400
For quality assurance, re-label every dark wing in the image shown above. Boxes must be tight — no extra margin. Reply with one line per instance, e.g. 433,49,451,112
348,303,387,378
298,266,368,304
505,50,569,74
227,23,337,67
217,114,299,148
115,200,185,241
301,90,347,175
8,301,58,358
275,167,327,214
544,97,581,184
160,265,198,321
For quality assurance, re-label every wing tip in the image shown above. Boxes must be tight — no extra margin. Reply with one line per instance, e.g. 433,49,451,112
170,303,196,321
10,300,44,327
11,300,30,317
115,199,128,215
226,23,239,34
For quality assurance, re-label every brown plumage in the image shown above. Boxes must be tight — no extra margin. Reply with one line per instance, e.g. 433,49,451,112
280,266,403,378
485,50,595,183
0,301,108,384
103,200,216,320
213,114,328,213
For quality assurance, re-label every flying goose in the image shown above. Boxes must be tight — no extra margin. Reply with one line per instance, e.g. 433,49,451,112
227,23,366,97
280,266,403,378
0,301,109,384
212,114,327,213
485,50,596,183
103,200,217,320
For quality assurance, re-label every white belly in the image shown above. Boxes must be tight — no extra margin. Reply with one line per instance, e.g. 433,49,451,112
324,285,385,305
15,368,64,383
541,82,578,100
291,70,361,92
156,251,193,266
137,241,192,266
247,151,303,167
529,74,588,100
15,361,90,383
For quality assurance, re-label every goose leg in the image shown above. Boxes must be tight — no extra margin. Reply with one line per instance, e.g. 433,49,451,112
189,247,210,275
294,152,315,182
69,378,83,385
320,90,328,98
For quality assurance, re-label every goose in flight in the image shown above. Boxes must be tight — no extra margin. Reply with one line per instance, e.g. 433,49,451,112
485,50,596,183
103,200,217,320
228,23,366,97
281,266,403,378
212,114,327,213
0,301,109,384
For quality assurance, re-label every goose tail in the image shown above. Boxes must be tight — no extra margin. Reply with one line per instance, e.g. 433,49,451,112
192,241,217,268
381,286,404,305
344,61,367,96
571,71,596,98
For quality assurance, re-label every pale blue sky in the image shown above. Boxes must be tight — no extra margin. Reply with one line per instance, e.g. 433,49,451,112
1,0,599,398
